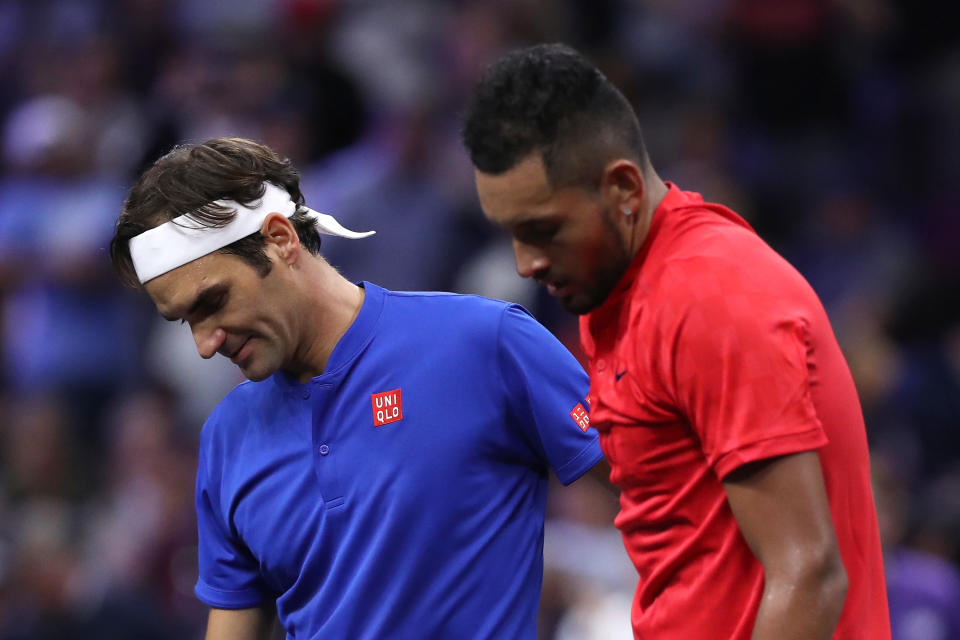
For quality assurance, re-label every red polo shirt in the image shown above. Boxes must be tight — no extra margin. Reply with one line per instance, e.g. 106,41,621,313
580,184,889,639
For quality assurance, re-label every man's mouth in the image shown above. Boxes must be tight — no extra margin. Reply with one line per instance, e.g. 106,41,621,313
228,337,252,364
546,282,569,297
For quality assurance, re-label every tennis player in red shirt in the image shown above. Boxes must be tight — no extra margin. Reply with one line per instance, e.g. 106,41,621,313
463,43,890,640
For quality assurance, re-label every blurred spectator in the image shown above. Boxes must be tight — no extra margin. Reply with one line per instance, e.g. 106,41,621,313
540,475,634,640
0,73,150,441
873,454,960,640
302,108,474,292
0,395,85,640
77,387,203,638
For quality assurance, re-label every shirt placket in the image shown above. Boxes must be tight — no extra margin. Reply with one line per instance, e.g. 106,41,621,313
308,380,346,510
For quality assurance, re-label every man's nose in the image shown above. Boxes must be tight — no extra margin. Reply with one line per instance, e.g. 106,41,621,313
193,324,227,359
513,240,549,280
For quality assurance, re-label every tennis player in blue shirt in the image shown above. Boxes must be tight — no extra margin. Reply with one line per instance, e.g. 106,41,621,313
109,137,603,640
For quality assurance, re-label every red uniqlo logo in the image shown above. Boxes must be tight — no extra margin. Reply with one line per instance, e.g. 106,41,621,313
371,388,403,427
569,403,590,432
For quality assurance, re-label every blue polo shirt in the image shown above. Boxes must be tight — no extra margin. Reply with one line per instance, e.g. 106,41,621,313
195,283,602,639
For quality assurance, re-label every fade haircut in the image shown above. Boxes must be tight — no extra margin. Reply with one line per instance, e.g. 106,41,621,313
110,137,322,289
462,43,647,189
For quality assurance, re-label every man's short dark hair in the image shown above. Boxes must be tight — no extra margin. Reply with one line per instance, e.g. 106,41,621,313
462,43,647,189
110,137,322,289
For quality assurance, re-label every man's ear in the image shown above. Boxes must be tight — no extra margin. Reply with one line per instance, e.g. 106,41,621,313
260,213,301,265
601,159,645,218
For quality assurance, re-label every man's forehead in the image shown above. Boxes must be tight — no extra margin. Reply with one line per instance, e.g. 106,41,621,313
474,155,555,221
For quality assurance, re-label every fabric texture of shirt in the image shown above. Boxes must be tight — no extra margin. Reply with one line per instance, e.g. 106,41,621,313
580,184,890,639
195,282,602,639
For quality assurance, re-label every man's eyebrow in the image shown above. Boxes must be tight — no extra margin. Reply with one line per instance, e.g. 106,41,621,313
503,213,562,230
161,284,228,321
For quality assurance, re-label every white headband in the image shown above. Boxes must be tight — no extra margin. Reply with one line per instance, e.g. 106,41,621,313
129,182,375,284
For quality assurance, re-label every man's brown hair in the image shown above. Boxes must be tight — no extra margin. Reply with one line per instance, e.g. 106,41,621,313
110,137,322,288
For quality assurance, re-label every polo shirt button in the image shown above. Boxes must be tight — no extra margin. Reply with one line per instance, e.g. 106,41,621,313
319,444,330,456
597,359,606,371
302,390,310,399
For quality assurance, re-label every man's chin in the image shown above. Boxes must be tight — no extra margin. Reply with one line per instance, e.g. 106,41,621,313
238,363,275,382
558,292,603,315
557,268,627,315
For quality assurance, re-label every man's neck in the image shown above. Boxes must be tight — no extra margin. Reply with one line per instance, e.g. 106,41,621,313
290,258,365,383
628,170,668,260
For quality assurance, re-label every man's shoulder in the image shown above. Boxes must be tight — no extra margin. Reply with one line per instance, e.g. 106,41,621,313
382,288,512,311
664,210,769,266
219,378,266,406
647,222,813,309
627,231,824,350
375,288,545,358
202,380,274,436
380,287,518,328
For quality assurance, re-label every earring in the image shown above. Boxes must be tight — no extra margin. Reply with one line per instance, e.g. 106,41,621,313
622,207,633,216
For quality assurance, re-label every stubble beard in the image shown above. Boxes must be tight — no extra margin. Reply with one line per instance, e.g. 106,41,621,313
561,211,632,315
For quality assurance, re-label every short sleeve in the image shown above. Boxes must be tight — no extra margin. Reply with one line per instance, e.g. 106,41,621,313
497,305,603,485
663,259,829,479
194,434,271,609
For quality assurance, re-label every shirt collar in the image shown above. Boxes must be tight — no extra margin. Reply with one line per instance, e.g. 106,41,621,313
271,281,385,389
602,181,684,304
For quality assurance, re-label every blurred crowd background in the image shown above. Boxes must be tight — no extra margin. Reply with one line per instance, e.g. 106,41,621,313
0,0,958,638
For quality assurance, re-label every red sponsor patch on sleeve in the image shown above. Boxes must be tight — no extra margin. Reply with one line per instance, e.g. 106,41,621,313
371,388,403,427
569,403,590,432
